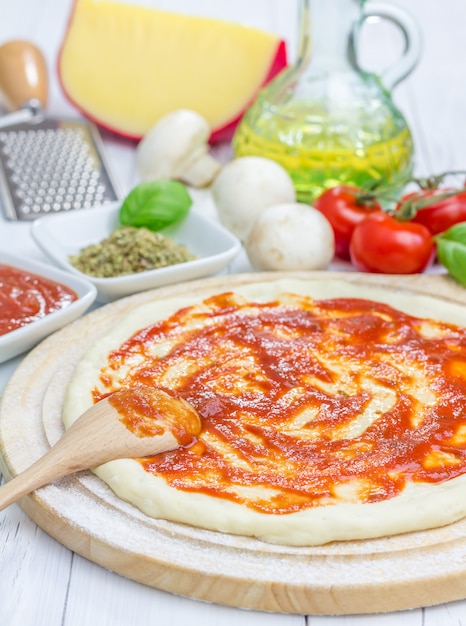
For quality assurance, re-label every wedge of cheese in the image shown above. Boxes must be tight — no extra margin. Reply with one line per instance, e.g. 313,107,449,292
58,0,287,142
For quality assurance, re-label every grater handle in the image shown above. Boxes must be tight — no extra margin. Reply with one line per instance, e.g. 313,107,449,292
0,40,48,113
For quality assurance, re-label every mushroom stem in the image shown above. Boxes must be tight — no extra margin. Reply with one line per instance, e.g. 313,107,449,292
181,151,221,187
135,109,221,188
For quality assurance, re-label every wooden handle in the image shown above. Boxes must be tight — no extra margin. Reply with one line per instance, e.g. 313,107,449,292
0,40,48,112
0,393,185,512
0,424,174,512
0,442,75,511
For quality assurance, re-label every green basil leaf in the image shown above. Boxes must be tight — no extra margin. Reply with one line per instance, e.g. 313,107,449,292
436,222,466,286
119,180,192,231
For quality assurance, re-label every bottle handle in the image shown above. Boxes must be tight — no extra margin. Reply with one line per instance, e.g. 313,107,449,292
352,1,422,91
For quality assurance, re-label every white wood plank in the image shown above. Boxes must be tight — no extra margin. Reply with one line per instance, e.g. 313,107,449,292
310,609,423,626
269,0,300,56
63,553,305,626
395,0,466,177
0,504,71,626
424,601,466,625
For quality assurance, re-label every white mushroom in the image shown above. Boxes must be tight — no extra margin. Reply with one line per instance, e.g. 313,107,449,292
245,202,335,271
211,156,296,241
135,109,221,188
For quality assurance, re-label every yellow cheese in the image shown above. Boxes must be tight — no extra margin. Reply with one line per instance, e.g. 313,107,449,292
58,0,287,141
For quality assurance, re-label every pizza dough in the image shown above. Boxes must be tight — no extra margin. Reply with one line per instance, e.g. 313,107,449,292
62,277,466,546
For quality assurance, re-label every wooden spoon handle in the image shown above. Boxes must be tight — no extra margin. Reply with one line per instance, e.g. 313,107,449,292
0,39,48,111
0,387,201,513
0,399,181,512
0,440,77,511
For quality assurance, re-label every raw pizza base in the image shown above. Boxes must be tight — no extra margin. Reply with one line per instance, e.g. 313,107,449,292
4,271,466,614
62,274,466,547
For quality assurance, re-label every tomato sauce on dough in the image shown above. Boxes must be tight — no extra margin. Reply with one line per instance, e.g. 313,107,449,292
94,292,466,514
0,263,78,336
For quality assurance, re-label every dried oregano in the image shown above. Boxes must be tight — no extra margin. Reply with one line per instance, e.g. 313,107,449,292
69,226,195,278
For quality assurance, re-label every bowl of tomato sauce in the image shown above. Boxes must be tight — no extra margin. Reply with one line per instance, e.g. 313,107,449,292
0,251,96,363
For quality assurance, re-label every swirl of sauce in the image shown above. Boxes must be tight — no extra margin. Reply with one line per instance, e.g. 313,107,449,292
93,292,466,514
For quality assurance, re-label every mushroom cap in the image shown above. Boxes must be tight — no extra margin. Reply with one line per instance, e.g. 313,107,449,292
212,156,296,241
245,202,335,271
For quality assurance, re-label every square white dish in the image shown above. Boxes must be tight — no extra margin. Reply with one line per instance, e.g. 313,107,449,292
0,251,97,363
31,202,242,303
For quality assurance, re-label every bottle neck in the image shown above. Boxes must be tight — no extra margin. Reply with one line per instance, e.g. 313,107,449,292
296,0,362,73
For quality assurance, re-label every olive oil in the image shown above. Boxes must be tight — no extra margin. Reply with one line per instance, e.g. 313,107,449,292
232,101,414,203
232,0,420,205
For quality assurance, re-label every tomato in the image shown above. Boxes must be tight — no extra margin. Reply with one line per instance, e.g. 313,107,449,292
313,185,382,259
398,188,466,235
349,213,435,274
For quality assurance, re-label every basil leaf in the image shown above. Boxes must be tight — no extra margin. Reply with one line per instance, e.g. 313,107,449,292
436,222,466,286
119,180,192,231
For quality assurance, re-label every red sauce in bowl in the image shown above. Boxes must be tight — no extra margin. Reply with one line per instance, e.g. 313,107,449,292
0,263,78,336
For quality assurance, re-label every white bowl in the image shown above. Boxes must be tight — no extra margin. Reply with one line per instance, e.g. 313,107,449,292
0,251,97,363
31,202,241,303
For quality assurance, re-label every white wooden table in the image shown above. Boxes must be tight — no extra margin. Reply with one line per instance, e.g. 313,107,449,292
1,1,466,624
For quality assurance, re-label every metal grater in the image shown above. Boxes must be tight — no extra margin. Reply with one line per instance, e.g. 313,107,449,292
0,117,122,221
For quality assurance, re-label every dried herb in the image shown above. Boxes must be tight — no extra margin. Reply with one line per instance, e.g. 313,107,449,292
69,226,195,278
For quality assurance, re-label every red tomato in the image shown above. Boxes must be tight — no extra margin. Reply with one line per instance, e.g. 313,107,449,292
349,213,435,274
399,188,466,235
313,186,382,259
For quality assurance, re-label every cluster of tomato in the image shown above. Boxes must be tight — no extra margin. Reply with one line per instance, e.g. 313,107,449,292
313,179,466,274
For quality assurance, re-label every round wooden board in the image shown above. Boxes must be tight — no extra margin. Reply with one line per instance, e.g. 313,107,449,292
3,270,466,616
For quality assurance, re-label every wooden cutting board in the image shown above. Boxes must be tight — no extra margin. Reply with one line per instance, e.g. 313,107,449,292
3,271,466,615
